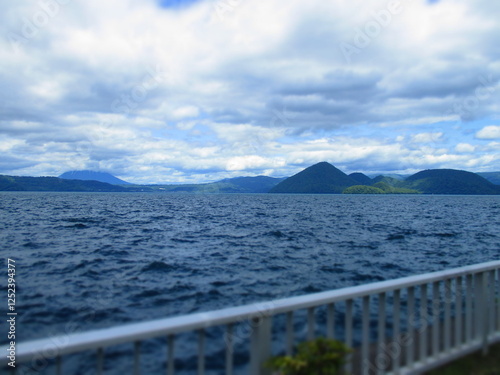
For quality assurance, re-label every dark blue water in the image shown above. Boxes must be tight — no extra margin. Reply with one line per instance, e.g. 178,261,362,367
0,193,499,374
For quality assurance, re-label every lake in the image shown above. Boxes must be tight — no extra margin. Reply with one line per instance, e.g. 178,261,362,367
1,192,499,374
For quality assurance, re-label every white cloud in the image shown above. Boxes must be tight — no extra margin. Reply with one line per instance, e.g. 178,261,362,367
172,106,200,119
410,132,443,144
455,143,476,153
1,0,500,181
475,125,500,140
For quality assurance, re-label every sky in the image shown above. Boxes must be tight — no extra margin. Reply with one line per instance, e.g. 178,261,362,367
1,0,499,184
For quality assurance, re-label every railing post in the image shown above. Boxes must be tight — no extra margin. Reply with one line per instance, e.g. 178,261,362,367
307,307,315,341
250,315,272,375
419,284,428,362
488,270,496,341
167,335,175,375
377,292,386,375
344,299,354,375
56,356,62,375
480,272,489,356
407,286,415,368
362,296,370,375
225,324,234,375
455,277,463,349
496,269,500,332
97,348,104,375
466,274,473,342
327,303,335,340
134,341,141,375
286,312,294,355
474,273,483,343
393,290,401,374
432,282,440,358
444,279,451,353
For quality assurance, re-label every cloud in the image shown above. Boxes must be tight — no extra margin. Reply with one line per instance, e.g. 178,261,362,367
1,0,500,182
455,143,476,153
475,125,500,140
410,132,443,144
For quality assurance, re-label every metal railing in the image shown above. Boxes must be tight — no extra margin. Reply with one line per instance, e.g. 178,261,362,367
3,260,500,374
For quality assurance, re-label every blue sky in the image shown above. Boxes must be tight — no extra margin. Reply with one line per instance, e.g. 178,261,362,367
158,0,201,8
1,0,499,184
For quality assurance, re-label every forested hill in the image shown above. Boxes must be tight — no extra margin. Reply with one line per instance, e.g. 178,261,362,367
1,165,499,194
269,162,358,193
404,169,500,195
269,162,500,195
0,175,130,192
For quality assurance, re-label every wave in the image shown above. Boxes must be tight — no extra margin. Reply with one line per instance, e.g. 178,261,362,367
141,261,176,272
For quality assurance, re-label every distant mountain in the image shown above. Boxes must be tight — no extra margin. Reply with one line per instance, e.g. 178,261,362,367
219,176,286,193
349,172,372,185
477,172,500,185
5,167,499,195
268,163,500,195
145,176,286,194
0,175,130,192
404,169,500,195
269,162,357,194
371,175,405,186
59,170,130,185
368,173,409,180
343,185,385,194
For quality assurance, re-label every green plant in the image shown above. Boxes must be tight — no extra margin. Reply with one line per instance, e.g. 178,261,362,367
265,337,351,375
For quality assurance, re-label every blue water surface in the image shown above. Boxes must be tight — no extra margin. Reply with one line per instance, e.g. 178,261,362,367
0,193,499,374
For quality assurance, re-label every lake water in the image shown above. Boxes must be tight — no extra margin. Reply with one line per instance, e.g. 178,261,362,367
1,192,499,374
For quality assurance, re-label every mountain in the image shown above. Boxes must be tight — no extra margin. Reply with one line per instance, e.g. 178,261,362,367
368,173,409,180
477,172,500,185
349,172,372,185
144,176,286,194
343,185,385,194
269,162,358,194
404,169,500,195
0,175,130,192
219,176,286,193
371,175,405,186
59,170,130,185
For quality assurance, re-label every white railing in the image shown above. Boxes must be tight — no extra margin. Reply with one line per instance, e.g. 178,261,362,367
2,260,500,374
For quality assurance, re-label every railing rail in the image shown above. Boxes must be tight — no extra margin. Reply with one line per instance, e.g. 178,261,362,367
3,260,500,374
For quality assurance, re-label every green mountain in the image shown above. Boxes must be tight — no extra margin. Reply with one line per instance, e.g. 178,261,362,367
59,170,130,185
343,185,385,194
136,176,285,194
371,175,404,186
0,175,131,192
269,162,357,194
268,163,499,195
404,169,500,195
218,176,286,193
343,181,420,194
349,172,372,185
369,173,409,180
2,167,498,195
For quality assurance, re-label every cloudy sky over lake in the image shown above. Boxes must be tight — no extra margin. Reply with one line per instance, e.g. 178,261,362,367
1,0,499,184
